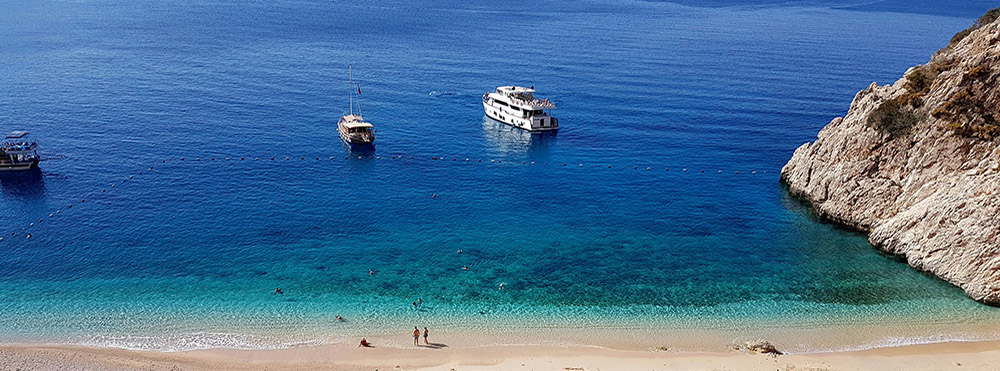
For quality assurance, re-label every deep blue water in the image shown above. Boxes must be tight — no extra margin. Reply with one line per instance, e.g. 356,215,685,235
2,0,1000,351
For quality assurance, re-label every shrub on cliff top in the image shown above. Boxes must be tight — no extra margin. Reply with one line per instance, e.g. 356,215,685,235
950,7,1000,45
867,98,920,138
898,60,955,107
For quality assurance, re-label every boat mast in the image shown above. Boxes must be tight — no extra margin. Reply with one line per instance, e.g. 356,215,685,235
349,64,353,116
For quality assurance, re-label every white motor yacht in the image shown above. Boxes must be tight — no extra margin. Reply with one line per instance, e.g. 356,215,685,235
482,86,558,131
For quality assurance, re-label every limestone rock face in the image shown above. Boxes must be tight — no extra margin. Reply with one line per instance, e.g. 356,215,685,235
781,15,1000,304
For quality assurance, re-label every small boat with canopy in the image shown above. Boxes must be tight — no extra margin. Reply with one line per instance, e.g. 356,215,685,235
1,131,41,171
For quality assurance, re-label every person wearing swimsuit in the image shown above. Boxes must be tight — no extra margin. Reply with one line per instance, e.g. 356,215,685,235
423,327,429,345
413,327,420,345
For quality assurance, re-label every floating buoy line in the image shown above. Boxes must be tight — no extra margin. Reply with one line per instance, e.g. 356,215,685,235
1,155,771,243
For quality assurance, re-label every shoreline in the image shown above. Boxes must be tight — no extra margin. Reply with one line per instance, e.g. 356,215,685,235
2,339,999,370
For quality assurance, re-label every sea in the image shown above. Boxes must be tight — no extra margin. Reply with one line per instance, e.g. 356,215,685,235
2,0,1000,352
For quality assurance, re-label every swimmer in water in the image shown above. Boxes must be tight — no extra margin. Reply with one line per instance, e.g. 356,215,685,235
273,288,283,295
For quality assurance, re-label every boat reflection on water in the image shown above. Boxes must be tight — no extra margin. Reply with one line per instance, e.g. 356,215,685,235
481,116,556,156
341,139,376,159
0,168,45,199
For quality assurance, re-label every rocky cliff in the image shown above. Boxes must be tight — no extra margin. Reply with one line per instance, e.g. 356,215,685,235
781,9,1000,305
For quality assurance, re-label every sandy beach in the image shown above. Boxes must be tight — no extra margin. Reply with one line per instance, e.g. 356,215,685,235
2,340,999,370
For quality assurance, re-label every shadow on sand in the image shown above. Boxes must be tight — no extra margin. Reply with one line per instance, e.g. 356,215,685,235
419,343,448,349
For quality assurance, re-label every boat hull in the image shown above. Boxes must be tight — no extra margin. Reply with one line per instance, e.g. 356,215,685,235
483,101,559,132
0,161,39,172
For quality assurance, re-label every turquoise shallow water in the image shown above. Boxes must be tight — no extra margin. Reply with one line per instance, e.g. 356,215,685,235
2,0,1000,351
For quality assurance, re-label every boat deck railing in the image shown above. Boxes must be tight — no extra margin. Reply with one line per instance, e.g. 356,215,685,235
511,97,555,109
1,141,39,152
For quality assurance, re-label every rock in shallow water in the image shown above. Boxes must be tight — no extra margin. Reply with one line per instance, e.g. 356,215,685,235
745,339,782,355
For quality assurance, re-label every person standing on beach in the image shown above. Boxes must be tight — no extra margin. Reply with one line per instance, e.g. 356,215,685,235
423,327,429,345
412,327,420,345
